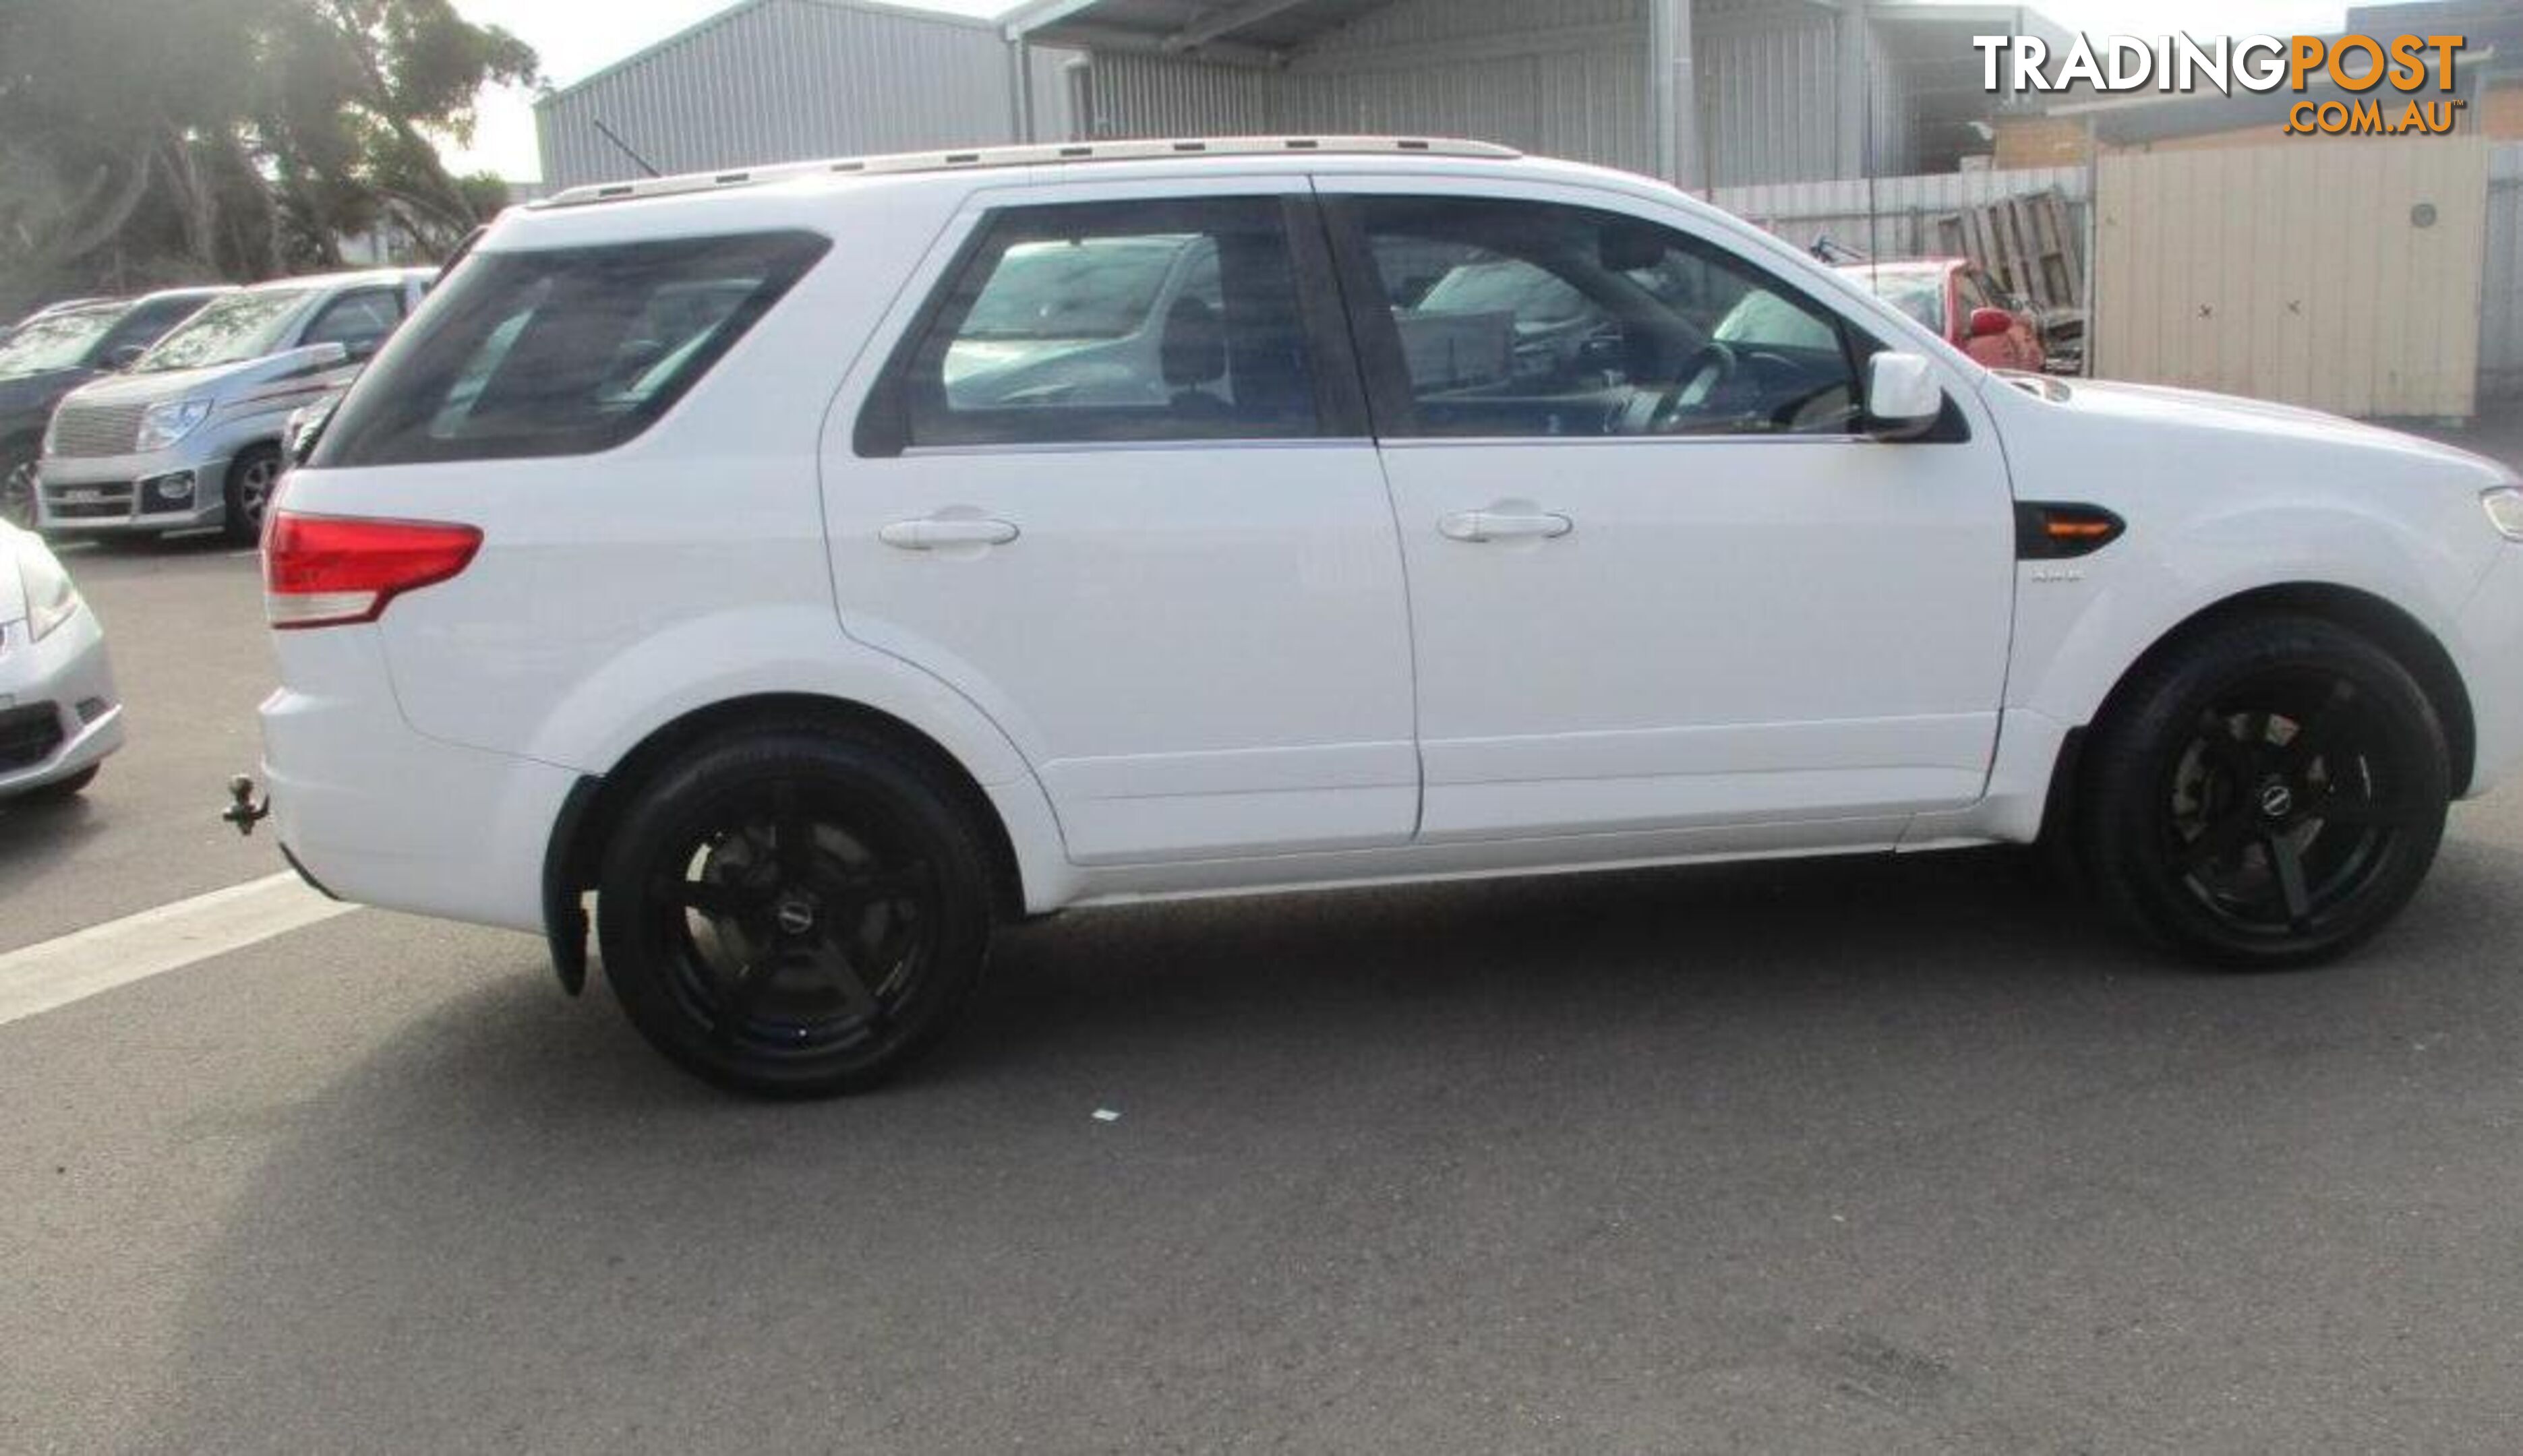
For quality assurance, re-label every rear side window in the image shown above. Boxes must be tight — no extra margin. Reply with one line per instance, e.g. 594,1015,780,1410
858,196,1327,453
316,231,829,466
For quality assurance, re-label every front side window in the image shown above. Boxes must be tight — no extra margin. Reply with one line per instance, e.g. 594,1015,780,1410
874,196,1323,450
316,231,828,467
1346,196,1868,439
136,289,315,372
301,289,407,361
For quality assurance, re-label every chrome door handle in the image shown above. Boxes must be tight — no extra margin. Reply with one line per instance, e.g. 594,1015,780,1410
878,516,1019,550
1437,510,1572,543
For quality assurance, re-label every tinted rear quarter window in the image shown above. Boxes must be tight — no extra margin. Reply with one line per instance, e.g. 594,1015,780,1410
316,230,829,467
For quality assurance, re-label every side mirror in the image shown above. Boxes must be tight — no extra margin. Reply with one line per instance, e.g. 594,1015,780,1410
281,341,350,373
105,343,148,370
1864,351,1943,439
1967,306,2015,340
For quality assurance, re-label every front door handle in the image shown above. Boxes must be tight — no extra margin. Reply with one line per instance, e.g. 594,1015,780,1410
1437,509,1573,543
879,516,1020,550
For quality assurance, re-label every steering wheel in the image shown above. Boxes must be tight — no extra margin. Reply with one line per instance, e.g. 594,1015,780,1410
1620,340,1739,435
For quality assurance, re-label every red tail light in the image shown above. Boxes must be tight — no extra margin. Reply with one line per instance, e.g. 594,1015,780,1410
264,511,483,630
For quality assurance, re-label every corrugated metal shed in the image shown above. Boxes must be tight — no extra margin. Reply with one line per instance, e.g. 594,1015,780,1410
1695,4,1837,187
535,0,1073,189
1030,0,2026,187
1065,0,1656,176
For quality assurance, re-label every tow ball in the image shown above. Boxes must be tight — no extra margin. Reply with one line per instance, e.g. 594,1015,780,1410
222,775,271,837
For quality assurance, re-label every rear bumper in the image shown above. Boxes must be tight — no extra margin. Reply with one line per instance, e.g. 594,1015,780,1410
0,605,123,796
260,627,572,933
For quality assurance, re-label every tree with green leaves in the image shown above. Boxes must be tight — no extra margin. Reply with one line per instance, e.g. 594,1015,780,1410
0,0,536,314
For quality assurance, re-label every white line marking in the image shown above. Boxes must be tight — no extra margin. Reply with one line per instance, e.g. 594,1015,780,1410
0,872,355,1028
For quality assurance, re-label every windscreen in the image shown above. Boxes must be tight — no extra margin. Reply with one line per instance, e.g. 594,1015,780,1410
135,289,315,372
314,230,829,466
0,305,127,378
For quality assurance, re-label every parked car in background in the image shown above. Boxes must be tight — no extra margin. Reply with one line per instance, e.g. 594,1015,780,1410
37,268,432,543
0,297,115,351
1837,258,2045,373
0,520,121,802
0,287,232,527
251,138,2523,1097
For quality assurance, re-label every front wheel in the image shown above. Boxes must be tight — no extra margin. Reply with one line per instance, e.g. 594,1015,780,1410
2077,614,2450,968
223,445,280,545
595,727,996,1097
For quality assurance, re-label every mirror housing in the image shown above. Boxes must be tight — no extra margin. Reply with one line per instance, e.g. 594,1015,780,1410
104,343,147,370
1864,351,1943,439
1967,306,2015,340
258,341,350,381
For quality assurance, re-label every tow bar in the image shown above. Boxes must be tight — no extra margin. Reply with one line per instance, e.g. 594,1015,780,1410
221,774,270,837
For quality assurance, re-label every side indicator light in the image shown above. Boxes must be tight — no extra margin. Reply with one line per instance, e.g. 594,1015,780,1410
2015,503,2126,560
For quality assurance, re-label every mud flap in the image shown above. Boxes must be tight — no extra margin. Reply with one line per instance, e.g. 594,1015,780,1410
543,776,601,996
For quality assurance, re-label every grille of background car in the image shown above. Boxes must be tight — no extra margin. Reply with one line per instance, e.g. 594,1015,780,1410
47,401,148,458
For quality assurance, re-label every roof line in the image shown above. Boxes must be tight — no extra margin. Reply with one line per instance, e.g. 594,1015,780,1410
534,135,1522,209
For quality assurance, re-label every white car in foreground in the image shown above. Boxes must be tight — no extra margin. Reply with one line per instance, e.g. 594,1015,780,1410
255,138,2523,1096
0,522,121,802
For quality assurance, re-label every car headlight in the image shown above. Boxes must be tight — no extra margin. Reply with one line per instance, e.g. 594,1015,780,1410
135,397,213,452
2485,487,2523,542
14,534,81,641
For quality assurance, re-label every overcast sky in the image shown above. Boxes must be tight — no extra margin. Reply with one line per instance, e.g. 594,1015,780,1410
442,0,2410,181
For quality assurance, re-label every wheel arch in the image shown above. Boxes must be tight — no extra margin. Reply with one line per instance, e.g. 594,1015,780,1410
2045,581,2477,837
547,693,1034,930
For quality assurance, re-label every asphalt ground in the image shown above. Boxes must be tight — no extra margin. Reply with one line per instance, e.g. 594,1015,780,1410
8,422,2523,1451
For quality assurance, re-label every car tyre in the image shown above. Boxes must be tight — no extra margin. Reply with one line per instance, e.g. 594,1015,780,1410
222,445,281,545
2077,613,2449,969
596,725,995,1097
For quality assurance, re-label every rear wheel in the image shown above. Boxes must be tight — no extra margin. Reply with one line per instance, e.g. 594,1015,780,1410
595,727,995,1097
2077,615,2449,967
222,445,280,545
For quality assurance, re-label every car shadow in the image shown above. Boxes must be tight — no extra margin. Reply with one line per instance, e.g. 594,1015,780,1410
0,787,107,864
131,839,2523,1448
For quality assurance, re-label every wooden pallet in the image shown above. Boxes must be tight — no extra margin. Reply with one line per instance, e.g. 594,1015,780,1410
1929,188,2083,309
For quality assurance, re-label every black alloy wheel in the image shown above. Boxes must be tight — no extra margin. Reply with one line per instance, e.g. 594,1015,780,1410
2079,615,2449,967
597,727,993,1095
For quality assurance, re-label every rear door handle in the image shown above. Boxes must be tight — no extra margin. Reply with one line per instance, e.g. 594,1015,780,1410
879,516,1020,550
1437,510,1573,543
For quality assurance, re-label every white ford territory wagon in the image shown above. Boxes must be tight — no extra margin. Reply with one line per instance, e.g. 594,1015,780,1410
256,138,2523,1096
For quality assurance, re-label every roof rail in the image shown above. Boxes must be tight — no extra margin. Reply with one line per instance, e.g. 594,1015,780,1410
535,135,1522,209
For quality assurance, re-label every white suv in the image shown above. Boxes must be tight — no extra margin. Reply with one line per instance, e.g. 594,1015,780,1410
259,138,2523,1096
